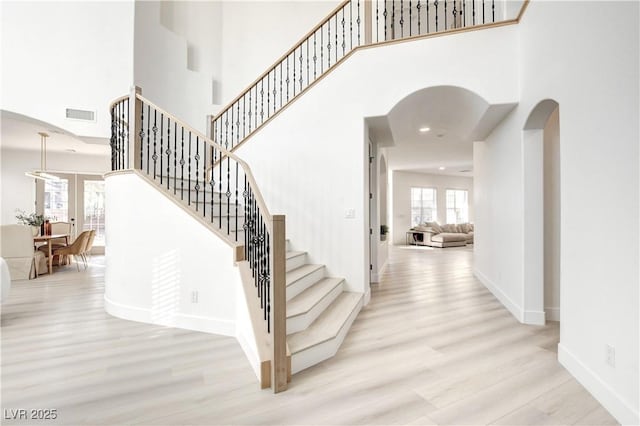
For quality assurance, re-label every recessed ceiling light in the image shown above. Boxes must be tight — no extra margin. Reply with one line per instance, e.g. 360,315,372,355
419,127,430,133
439,166,446,170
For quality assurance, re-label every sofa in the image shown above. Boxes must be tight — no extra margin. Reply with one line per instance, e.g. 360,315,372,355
408,222,474,248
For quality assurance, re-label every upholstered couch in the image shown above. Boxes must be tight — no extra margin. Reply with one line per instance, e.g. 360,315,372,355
409,222,474,248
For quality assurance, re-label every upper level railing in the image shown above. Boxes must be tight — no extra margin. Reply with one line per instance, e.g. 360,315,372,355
210,0,525,152
110,88,288,392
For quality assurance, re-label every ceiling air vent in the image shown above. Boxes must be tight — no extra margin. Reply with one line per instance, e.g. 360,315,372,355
66,108,95,121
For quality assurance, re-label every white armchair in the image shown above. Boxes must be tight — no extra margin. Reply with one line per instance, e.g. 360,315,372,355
0,225,46,279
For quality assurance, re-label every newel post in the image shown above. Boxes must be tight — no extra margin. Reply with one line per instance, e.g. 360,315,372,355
128,86,142,170
364,0,372,45
271,214,288,392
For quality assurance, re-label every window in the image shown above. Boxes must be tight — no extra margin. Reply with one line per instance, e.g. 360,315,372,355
83,180,106,246
446,189,469,224
44,179,69,222
411,187,437,226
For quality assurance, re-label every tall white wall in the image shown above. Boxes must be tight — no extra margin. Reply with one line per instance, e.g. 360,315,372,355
134,1,217,133
104,172,240,336
0,1,134,139
219,1,341,104
0,148,109,225
391,171,474,245
235,25,519,297
474,1,638,423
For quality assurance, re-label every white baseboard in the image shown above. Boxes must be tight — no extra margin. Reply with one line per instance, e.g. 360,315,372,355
523,310,546,325
473,268,524,323
558,343,639,425
545,306,560,321
104,295,235,337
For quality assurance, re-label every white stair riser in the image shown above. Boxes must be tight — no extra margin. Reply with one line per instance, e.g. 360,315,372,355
290,297,363,374
286,253,307,272
286,267,325,301
287,281,344,334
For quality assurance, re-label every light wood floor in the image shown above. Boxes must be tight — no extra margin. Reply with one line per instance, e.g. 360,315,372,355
1,247,618,425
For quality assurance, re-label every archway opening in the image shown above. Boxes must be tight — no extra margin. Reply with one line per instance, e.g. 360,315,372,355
522,99,561,325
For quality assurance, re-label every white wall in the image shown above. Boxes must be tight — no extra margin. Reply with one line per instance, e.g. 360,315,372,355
219,1,340,104
104,172,240,336
235,25,519,296
543,106,560,321
0,1,134,139
474,1,638,423
0,148,109,225
134,1,217,133
391,171,474,245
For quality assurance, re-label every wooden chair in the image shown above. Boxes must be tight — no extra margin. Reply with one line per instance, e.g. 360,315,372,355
53,231,91,272
38,222,71,261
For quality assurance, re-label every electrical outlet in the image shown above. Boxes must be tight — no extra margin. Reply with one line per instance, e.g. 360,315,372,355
191,291,199,304
605,344,616,367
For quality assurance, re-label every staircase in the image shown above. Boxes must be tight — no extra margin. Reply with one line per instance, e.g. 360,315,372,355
149,172,364,376
109,0,525,393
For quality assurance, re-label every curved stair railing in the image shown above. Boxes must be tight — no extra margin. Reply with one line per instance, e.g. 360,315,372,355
110,88,289,393
210,0,527,152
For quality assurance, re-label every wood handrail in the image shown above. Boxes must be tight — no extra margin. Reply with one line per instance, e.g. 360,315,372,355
135,93,274,225
109,94,129,110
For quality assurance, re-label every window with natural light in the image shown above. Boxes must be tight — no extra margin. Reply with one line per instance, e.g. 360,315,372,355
84,180,106,246
44,179,69,222
411,187,437,226
446,189,469,224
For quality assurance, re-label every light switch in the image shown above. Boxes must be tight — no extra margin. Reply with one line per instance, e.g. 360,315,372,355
345,208,356,219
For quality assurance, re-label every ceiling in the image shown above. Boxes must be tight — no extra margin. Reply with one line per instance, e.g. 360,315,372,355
367,86,516,177
0,111,110,156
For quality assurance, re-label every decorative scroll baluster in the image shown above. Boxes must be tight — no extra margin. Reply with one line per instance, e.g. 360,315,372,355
357,0,361,44
146,105,151,174
202,139,206,217
235,162,239,241
435,0,439,31
159,113,164,184
218,148,223,229
445,0,447,29
173,122,177,195
166,117,171,189
492,0,494,22
180,128,185,200
335,14,338,64
188,132,192,206
482,0,485,23
400,0,404,38
417,0,421,34
409,0,412,36
306,39,310,87
452,0,457,28
152,111,158,178
327,18,331,67
298,46,303,92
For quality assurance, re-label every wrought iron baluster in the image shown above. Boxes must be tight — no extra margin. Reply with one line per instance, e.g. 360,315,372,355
410,0,413,36
357,0,361,44
139,102,144,170
313,32,318,80
417,0,421,34
350,1,353,48
237,103,241,146
279,63,283,110
235,162,239,241
482,0,485,23
210,146,215,222
267,72,271,119
306,39,310,88
452,0,456,28
166,117,171,189
180,127,185,200
335,14,338,64
146,105,151,174
401,0,404,38
159,113,163,184
188,132,192,206
384,0,388,40
152,110,158,179
392,0,395,39
492,0,494,22
427,0,430,33
473,0,476,24
435,0,439,31
260,80,264,126
273,69,277,114
230,103,234,150
343,8,347,55
462,0,465,27
226,156,231,235
218,148,223,229
321,24,324,73
173,122,177,195
202,140,206,217
298,46,303,92
327,18,331,68
266,230,271,333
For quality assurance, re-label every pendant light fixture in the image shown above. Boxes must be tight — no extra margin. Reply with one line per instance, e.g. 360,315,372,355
25,132,60,181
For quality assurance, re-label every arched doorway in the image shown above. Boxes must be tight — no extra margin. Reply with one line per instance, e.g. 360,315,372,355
522,99,561,325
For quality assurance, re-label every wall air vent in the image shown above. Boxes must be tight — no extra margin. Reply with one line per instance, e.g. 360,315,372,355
66,108,95,121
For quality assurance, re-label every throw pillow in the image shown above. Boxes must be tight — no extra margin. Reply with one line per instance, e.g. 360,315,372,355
426,221,443,233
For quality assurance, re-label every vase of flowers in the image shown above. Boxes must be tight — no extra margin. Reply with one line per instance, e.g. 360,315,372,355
15,210,46,236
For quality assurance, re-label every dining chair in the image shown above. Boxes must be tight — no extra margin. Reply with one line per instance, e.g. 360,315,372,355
0,225,46,279
53,231,91,272
81,230,96,267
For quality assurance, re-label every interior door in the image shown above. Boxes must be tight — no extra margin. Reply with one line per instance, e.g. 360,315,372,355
76,174,106,254
36,172,77,235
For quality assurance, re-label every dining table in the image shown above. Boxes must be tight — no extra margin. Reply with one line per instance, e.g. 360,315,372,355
34,234,70,275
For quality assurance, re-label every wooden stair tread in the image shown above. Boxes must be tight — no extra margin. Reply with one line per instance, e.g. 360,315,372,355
287,277,343,319
286,264,323,287
287,292,361,354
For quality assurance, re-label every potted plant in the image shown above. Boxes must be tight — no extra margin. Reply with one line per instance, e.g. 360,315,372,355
380,224,389,241
15,209,46,236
